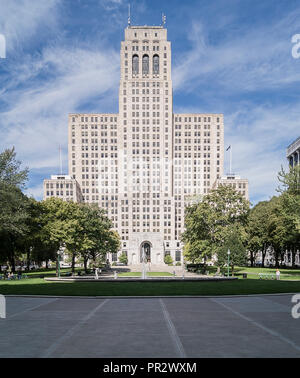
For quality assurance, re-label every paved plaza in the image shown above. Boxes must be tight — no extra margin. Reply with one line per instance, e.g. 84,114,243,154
0,295,299,358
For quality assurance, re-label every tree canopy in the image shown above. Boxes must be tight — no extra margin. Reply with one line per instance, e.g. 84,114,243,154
0,148,120,273
183,185,250,269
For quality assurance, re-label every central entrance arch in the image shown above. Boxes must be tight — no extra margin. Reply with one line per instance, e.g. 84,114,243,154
140,241,151,263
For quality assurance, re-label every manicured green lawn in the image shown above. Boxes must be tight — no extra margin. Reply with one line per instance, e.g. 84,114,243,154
2,267,80,278
234,266,300,281
0,277,299,296
0,266,299,296
205,266,300,281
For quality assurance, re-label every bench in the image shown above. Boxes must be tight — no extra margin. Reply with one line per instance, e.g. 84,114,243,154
0,274,28,280
258,273,276,280
62,272,72,277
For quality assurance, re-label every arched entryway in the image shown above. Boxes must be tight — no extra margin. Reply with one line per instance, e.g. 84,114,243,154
140,242,151,263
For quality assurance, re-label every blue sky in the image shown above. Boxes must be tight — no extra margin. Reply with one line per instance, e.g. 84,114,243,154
0,0,299,205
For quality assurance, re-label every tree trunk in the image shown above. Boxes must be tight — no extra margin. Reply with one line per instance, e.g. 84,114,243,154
261,248,266,268
231,264,234,277
250,250,256,267
10,249,16,273
84,255,88,274
56,258,58,277
71,253,76,275
292,247,296,268
275,249,279,268
26,249,30,272
45,260,48,269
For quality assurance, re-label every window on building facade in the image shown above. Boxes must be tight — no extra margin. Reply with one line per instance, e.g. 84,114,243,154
132,55,139,75
112,253,117,262
142,54,149,74
153,54,159,74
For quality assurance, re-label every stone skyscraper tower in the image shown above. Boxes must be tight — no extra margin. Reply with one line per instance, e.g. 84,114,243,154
44,23,230,266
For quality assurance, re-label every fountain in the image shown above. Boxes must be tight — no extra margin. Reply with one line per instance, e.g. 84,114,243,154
141,247,147,279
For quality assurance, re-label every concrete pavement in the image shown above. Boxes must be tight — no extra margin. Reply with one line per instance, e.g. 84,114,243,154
0,295,299,358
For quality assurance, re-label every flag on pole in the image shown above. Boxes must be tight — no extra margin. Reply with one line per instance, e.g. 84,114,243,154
226,145,231,151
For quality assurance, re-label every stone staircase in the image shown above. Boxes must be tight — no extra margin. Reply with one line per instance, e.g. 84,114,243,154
128,264,184,273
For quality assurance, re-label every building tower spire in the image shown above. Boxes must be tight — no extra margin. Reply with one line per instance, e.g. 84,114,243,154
59,144,63,175
128,4,131,26
226,145,233,175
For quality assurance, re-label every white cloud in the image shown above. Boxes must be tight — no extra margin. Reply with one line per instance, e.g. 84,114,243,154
1,1,299,205
0,44,120,194
0,0,123,200
25,182,44,199
0,0,61,54
175,101,298,204
172,9,300,93
171,11,300,205
100,0,124,15
223,103,298,204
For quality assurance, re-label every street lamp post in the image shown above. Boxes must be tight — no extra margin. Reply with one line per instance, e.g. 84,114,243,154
142,246,146,280
57,252,61,278
57,246,64,278
227,249,231,277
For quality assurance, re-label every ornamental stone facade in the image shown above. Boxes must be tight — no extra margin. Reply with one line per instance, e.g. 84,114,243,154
43,24,249,266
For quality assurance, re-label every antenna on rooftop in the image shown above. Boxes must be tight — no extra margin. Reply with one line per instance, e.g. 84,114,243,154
226,145,233,175
128,4,131,26
162,13,166,26
59,144,63,175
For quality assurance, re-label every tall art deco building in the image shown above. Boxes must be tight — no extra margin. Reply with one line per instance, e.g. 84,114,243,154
44,23,248,266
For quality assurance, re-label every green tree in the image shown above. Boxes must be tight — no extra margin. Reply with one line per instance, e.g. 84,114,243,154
0,148,30,271
217,224,247,275
183,240,213,264
277,164,300,195
164,254,173,265
277,165,300,266
15,198,52,271
40,199,121,275
247,201,271,267
77,204,119,273
119,252,128,265
183,185,250,265
0,147,28,188
279,192,300,266
40,198,82,275
268,165,300,267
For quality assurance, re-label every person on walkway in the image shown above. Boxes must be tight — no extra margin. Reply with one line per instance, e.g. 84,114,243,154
276,269,280,280
17,270,22,280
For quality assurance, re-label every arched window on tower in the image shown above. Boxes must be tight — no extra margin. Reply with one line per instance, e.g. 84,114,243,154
132,54,139,75
142,54,149,75
153,54,159,74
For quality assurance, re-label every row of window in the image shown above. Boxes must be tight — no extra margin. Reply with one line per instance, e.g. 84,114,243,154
175,116,220,123
46,191,74,196
132,54,159,75
72,116,117,123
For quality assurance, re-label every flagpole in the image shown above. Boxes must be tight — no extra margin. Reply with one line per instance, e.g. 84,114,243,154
230,146,232,174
